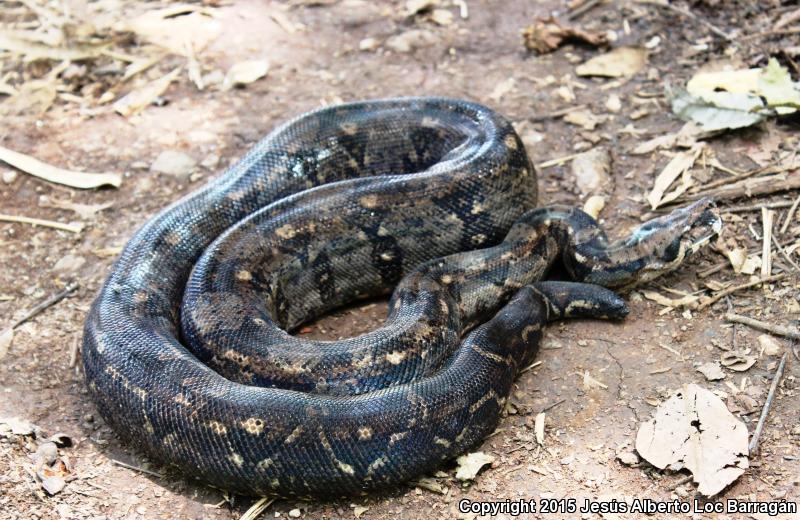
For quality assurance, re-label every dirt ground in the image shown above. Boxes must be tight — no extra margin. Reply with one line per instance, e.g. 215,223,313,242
1,0,799,519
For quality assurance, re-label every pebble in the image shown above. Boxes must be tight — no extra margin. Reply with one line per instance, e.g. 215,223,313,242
151,150,197,179
2,170,18,184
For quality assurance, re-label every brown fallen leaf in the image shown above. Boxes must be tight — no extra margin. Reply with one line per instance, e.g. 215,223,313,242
126,4,221,56
0,146,121,189
0,30,106,61
642,290,700,310
646,144,703,209
455,451,494,480
720,351,756,372
576,47,647,78
522,16,607,55
635,384,748,496
222,60,270,91
113,67,181,117
697,361,726,381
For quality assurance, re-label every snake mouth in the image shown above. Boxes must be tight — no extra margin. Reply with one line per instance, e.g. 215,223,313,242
672,197,722,256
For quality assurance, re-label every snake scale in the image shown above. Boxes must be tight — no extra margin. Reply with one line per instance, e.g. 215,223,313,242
82,97,721,497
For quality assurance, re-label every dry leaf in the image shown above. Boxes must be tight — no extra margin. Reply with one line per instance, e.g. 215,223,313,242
642,290,700,310
222,60,270,91
740,255,761,275
720,351,756,372
582,370,608,390
563,109,602,130
726,247,747,274
0,146,121,189
0,30,105,61
113,67,181,117
646,144,703,209
455,451,494,480
697,361,726,381
1,80,56,116
522,16,607,54
575,47,647,78
583,195,605,219
353,505,369,518
635,384,748,496
126,5,221,56
412,477,445,494
756,334,782,356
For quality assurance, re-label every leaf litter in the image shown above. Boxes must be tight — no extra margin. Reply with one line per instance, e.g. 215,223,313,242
635,384,749,496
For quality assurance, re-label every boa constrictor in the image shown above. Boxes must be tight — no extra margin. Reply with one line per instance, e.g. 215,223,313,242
83,98,721,496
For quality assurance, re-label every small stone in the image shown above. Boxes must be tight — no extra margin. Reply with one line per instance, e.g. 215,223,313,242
2,170,18,184
606,94,622,113
617,451,640,466
201,153,220,170
571,147,613,196
385,29,438,53
53,254,86,275
358,37,380,52
288,508,301,518
151,151,197,179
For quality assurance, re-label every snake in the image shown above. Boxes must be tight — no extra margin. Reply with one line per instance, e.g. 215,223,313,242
82,97,721,497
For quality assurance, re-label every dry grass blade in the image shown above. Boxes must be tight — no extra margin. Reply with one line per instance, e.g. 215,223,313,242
0,30,106,61
0,146,121,189
0,213,83,233
240,497,276,520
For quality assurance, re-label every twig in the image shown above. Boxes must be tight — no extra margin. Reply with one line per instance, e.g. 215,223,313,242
698,273,788,310
677,173,800,205
567,0,602,20
772,233,800,272
10,281,79,330
761,208,774,277
669,474,694,491
69,334,80,368
637,0,733,41
536,152,582,169
725,312,800,339
0,213,83,233
110,459,164,479
748,353,788,455
741,27,800,42
721,200,793,213
779,194,800,234
541,398,566,413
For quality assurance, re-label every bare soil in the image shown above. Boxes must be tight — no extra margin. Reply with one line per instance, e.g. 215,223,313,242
1,1,798,519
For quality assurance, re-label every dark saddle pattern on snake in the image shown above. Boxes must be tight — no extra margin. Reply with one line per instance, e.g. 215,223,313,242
82,98,721,496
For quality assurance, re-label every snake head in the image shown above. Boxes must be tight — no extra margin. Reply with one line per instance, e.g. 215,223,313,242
624,197,721,286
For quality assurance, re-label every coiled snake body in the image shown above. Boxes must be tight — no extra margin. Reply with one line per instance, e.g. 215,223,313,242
83,98,721,496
